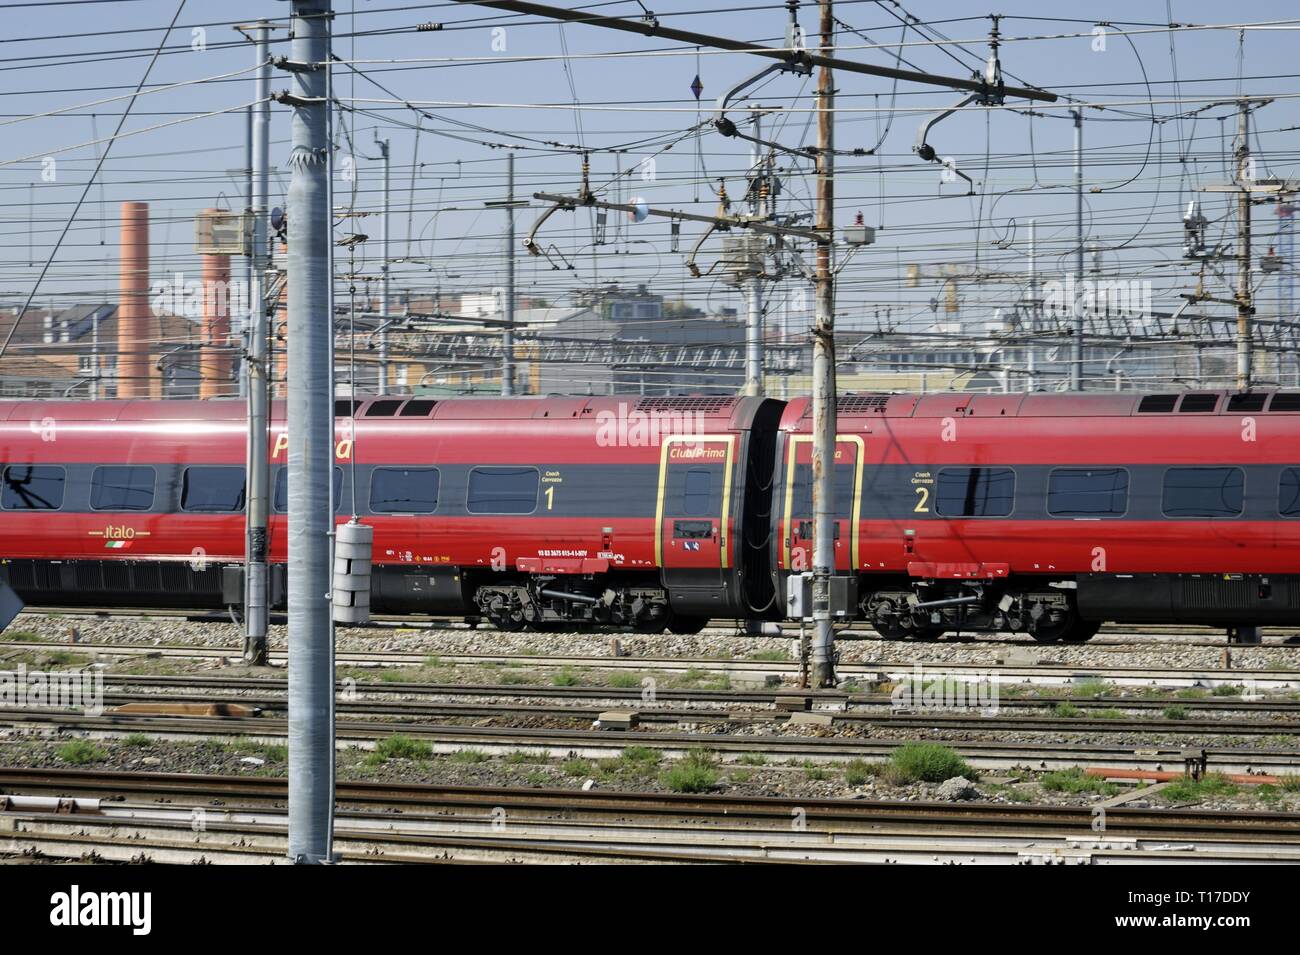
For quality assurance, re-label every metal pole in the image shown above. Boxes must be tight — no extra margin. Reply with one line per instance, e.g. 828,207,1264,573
90,303,99,400
377,136,390,392
244,21,272,667
744,112,763,397
1026,218,1036,392
1072,109,1084,391
810,0,837,688
285,0,334,865
745,275,763,396
241,102,252,398
1236,101,1253,390
502,152,516,396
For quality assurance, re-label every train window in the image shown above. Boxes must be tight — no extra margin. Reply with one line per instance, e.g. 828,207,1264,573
1,465,64,510
935,467,1015,517
1178,393,1219,413
1137,395,1178,413
369,467,439,513
1047,468,1129,517
273,468,344,513
181,466,246,512
790,465,858,519
1227,393,1267,413
399,399,437,417
1162,467,1244,518
363,399,404,417
1280,469,1300,517
90,466,155,511
682,469,712,516
467,466,538,514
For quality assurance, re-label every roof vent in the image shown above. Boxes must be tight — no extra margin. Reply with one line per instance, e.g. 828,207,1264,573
1137,394,1178,413
838,395,890,414
635,396,734,414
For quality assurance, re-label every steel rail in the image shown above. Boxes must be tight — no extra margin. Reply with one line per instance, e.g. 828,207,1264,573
5,639,1298,690
83,672,1300,715
2,712,1298,774
37,690,1300,737
5,768,1300,840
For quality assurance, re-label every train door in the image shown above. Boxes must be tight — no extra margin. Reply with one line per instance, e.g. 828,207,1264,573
656,434,734,592
781,434,863,573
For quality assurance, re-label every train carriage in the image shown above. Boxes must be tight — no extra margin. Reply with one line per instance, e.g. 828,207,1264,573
773,390,1300,641
2,388,1299,642
0,394,784,634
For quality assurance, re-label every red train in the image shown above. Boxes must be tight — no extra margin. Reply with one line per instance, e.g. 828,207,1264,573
1,389,1298,642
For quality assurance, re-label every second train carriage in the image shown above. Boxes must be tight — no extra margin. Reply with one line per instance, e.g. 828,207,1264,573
773,390,1300,641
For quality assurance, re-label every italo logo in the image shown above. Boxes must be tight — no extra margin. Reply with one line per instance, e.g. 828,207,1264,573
49,885,152,936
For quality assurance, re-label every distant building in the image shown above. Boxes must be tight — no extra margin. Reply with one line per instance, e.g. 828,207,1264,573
389,284,751,396
0,305,202,398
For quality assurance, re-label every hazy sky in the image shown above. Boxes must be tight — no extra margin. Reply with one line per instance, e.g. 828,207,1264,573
2,0,1298,343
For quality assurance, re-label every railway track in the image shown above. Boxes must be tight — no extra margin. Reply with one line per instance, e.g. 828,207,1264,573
3,769,1299,864
78,672,1300,715
15,687,1300,739
5,638,1299,690
1,708,1296,774
10,607,1296,647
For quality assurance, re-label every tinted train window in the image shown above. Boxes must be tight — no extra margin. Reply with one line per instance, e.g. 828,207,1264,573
935,467,1015,517
467,467,538,514
273,468,344,512
1162,467,1243,518
790,465,858,519
1048,468,1129,517
1,465,64,510
91,466,155,511
370,467,439,513
182,466,246,512
1280,469,1300,517
682,469,712,516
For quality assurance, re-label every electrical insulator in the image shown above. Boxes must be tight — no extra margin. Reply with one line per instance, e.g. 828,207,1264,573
333,520,373,625
1183,199,1208,259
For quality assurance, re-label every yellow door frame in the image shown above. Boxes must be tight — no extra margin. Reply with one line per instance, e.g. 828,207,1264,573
654,434,736,568
781,433,864,570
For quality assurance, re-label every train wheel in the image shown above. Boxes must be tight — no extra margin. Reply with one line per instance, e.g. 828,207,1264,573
1060,620,1101,643
912,626,945,641
668,615,709,636
1031,615,1097,644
